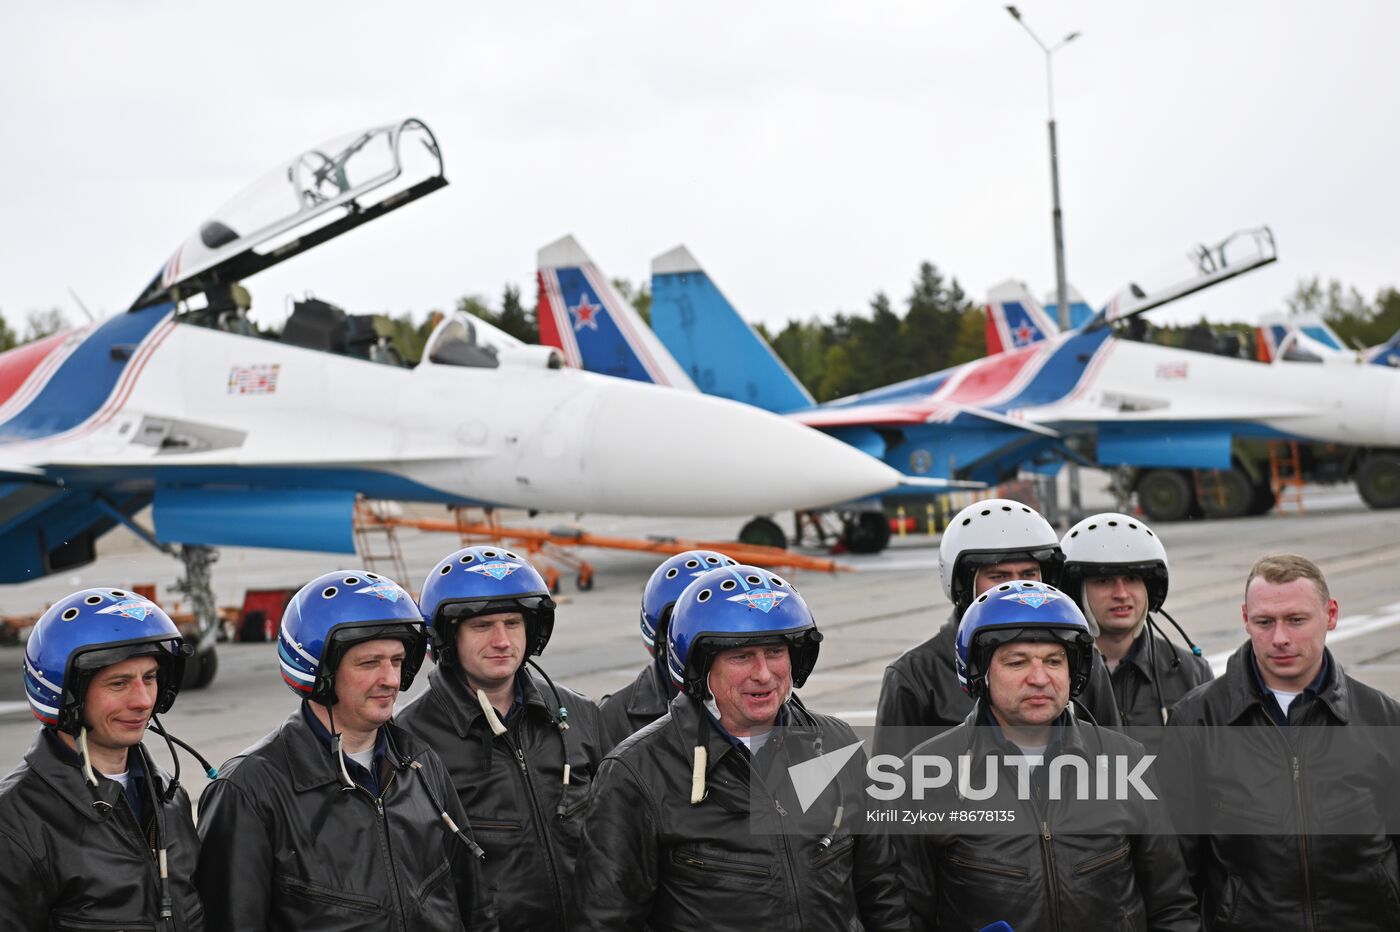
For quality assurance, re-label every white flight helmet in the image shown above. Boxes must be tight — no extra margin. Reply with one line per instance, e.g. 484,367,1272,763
1059,512,1170,614
938,498,1063,615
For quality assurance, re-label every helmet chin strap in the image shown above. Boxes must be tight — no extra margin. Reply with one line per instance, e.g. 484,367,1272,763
77,725,101,788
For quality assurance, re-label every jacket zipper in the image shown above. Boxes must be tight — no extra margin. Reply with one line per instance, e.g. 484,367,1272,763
1292,754,1315,932
1027,781,1061,930
360,772,406,929
113,788,169,927
1266,716,1316,932
1073,842,1131,875
1040,820,1062,929
945,854,1028,879
507,734,568,927
675,852,770,877
744,752,804,932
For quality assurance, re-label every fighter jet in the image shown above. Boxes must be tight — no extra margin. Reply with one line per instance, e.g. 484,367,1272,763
536,234,978,553
541,227,1400,524
0,119,903,686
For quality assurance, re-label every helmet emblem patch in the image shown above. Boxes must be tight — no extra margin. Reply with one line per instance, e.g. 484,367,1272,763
1000,590,1061,609
96,600,152,621
355,582,402,602
727,588,789,613
467,561,522,581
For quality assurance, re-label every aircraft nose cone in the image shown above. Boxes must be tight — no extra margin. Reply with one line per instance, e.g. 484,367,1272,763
586,381,902,516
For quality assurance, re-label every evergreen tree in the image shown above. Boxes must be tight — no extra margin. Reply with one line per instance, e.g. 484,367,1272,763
496,283,538,344
23,307,67,342
0,311,17,352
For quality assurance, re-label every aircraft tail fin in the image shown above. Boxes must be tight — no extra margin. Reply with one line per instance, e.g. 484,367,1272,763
650,246,814,413
1368,328,1400,367
1043,285,1094,331
536,235,697,390
984,280,1059,354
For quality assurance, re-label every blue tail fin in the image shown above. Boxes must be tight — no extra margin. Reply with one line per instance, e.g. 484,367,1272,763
536,235,696,389
650,246,814,413
984,280,1058,354
1043,285,1094,331
1370,328,1400,367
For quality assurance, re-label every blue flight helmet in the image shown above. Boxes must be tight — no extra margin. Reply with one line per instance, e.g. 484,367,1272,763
277,570,427,705
666,564,822,699
24,588,187,736
640,550,738,658
955,580,1095,699
418,546,557,665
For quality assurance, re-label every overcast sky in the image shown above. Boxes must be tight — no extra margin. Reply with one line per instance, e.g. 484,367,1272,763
2,2,1396,337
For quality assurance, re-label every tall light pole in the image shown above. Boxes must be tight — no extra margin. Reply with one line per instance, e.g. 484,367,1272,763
1007,6,1082,522
1006,6,1080,331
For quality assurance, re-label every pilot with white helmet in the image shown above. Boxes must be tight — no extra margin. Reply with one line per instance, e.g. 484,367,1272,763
571,564,909,930
0,588,209,929
875,499,1121,759
194,571,494,932
1058,512,1212,726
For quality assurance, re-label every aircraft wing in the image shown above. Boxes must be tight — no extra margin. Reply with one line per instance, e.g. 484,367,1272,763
796,400,1060,437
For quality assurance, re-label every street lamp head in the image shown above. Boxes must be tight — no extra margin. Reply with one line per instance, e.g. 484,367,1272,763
1006,6,1022,20
1064,31,1082,43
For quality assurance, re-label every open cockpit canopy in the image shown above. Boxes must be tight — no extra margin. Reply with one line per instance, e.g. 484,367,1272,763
130,118,444,310
422,310,564,371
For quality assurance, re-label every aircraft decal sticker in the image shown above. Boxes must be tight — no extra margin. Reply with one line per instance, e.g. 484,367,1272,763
1156,362,1188,380
999,590,1061,609
354,581,402,602
228,364,281,396
97,600,154,621
467,560,522,581
727,588,789,613
570,295,601,331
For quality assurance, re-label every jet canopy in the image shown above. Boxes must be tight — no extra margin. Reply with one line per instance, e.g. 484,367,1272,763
131,117,445,310
422,310,564,370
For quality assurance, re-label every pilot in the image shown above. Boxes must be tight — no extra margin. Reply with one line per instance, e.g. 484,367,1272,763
1058,513,1212,728
0,589,207,929
598,550,738,750
875,498,1122,759
571,564,910,931
897,581,1198,930
1165,554,1400,928
195,571,493,932
397,547,606,932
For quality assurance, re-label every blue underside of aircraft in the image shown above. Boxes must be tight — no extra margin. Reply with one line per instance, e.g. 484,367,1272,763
0,466,493,583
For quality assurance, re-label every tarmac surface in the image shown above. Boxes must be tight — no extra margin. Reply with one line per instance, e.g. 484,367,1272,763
3,478,1399,806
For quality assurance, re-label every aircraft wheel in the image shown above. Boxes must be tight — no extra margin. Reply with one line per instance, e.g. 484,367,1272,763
1197,468,1252,519
738,517,788,550
182,647,219,691
840,511,892,554
1247,479,1277,515
1136,470,1195,522
1357,453,1400,509
576,571,595,591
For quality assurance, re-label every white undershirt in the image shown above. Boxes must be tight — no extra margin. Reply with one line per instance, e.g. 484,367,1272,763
1009,745,1047,762
100,769,130,790
1270,688,1301,715
737,730,774,754
345,747,375,772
